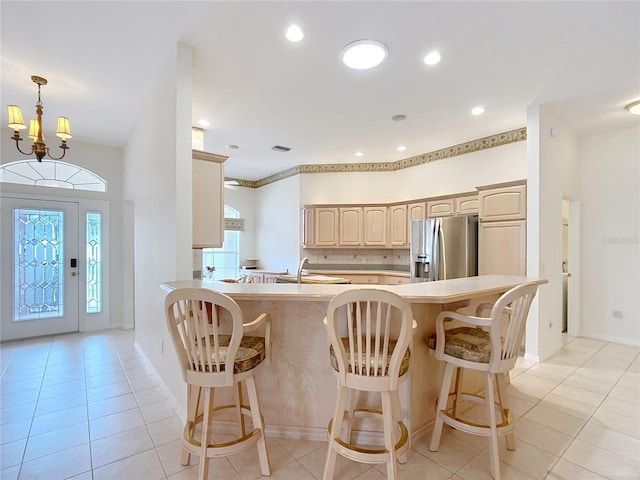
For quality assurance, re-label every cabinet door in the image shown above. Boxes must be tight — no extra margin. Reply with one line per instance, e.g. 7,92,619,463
455,195,479,215
301,207,314,247
407,201,426,239
315,207,339,247
192,154,225,248
339,207,363,246
479,185,526,221
478,220,526,275
341,274,380,285
382,274,410,285
363,206,387,246
388,204,407,246
427,198,454,217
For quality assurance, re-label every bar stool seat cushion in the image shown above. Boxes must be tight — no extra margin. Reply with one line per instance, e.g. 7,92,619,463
330,337,411,376
192,336,266,373
426,327,491,363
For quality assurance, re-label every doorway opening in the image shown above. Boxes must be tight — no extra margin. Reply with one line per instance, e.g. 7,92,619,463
563,199,581,337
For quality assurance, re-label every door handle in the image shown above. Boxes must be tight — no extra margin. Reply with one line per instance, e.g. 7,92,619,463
71,272,77,277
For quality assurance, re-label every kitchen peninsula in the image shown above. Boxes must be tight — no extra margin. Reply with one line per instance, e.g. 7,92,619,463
161,275,546,441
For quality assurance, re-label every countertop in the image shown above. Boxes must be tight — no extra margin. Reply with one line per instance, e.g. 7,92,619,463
163,275,547,304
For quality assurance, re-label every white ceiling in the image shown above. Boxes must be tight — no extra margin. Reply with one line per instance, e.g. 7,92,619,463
2,1,639,181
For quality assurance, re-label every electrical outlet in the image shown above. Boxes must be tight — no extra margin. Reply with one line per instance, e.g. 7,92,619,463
613,310,623,319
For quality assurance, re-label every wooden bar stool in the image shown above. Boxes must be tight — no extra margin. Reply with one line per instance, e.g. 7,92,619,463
165,287,271,480
426,282,539,480
323,289,414,480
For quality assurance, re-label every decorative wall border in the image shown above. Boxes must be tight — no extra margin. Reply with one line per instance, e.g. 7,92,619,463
226,127,527,189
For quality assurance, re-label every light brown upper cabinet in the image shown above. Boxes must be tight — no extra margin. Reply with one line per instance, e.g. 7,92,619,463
455,195,479,215
301,207,314,247
192,150,227,248
339,207,363,246
479,184,526,221
315,207,339,247
427,198,455,217
363,206,387,246
407,202,427,223
388,204,408,247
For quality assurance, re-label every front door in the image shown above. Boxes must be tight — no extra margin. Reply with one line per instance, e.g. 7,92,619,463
1,197,79,341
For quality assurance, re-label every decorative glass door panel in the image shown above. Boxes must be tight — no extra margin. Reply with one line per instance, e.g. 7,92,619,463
1,197,79,341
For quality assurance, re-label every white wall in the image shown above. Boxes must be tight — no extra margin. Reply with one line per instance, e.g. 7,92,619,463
123,43,193,413
1,138,125,330
526,105,580,361
579,126,639,345
224,185,258,265
299,141,527,205
255,174,301,274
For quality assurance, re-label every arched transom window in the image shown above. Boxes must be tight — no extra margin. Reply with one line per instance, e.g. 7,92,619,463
0,159,107,192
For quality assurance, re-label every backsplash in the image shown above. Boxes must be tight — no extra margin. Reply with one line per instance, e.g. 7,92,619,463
301,248,410,269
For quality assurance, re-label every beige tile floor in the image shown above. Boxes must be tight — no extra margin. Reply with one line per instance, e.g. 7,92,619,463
1,330,638,480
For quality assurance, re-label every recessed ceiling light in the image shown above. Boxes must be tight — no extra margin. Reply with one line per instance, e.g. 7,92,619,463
423,51,442,66
340,40,388,70
285,24,304,42
197,119,210,127
392,114,407,121
355,151,364,157
471,106,485,116
626,100,640,115
397,145,407,152
272,145,291,152
226,144,239,150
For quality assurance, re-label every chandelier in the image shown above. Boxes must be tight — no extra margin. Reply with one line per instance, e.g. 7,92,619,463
7,75,71,162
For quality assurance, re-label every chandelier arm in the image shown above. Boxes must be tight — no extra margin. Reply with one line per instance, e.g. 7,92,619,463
11,133,36,156
44,143,69,161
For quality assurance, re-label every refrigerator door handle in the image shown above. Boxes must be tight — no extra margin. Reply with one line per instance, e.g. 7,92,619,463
438,221,447,280
431,218,442,281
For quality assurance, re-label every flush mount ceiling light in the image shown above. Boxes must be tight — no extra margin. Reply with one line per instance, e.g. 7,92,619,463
340,40,388,70
397,145,407,152
7,75,71,162
197,118,210,127
392,114,407,121
471,106,485,116
625,100,640,116
423,51,442,66
226,144,239,150
355,151,364,157
285,24,304,42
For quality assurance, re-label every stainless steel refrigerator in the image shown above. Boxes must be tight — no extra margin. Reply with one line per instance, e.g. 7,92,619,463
410,216,478,282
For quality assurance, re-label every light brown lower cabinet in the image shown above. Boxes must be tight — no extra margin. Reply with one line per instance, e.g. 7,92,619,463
339,274,380,285
478,220,526,276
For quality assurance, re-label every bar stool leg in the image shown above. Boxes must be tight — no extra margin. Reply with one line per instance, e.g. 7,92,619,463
495,372,516,451
181,385,200,466
246,376,271,476
392,390,408,464
324,385,349,480
199,387,213,480
382,391,398,480
484,374,501,480
430,362,455,452
343,387,354,444
234,382,246,438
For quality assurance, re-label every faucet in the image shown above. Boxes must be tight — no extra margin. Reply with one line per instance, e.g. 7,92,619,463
297,257,309,283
